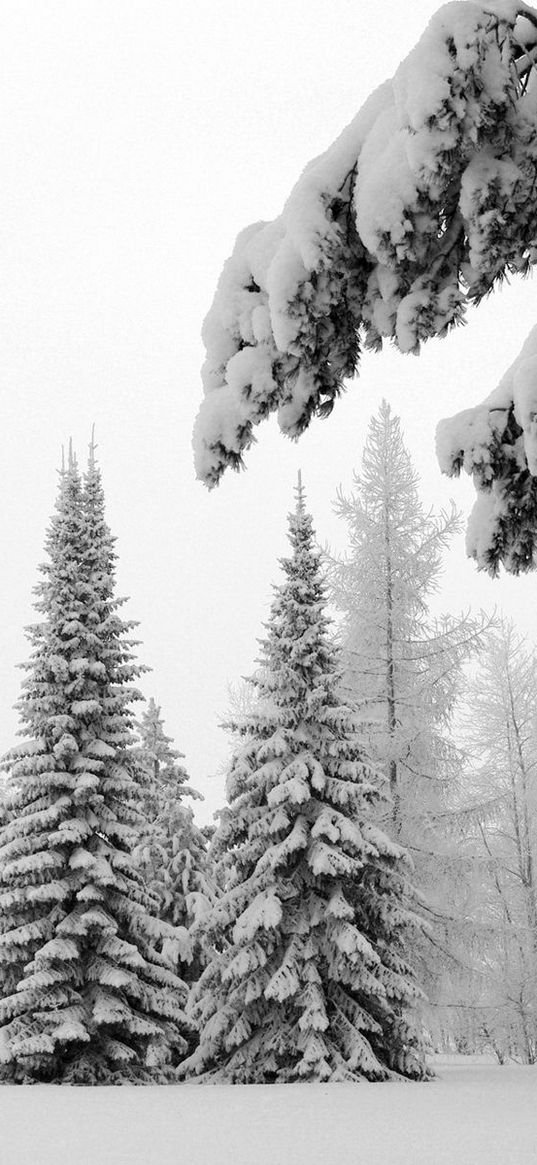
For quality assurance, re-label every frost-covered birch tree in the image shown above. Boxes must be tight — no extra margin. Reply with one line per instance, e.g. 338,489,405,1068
329,402,490,1036
0,448,191,1083
193,0,537,575
454,621,537,1062
183,480,428,1083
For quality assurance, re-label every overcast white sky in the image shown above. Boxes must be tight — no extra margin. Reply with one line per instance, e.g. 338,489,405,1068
1,0,537,824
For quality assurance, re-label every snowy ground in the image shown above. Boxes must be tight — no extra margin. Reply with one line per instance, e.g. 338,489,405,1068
0,1056,535,1165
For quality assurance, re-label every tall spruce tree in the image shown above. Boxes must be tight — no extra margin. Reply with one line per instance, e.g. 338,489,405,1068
0,445,190,1083
133,698,213,979
184,478,428,1083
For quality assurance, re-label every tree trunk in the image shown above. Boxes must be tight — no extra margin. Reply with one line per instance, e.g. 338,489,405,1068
384,491,399,833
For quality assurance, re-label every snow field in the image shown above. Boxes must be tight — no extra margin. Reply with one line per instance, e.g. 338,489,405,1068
1,1059,535,1165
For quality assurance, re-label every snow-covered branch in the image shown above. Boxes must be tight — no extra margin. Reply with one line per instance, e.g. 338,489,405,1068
437,323,537,572
194,3,537,567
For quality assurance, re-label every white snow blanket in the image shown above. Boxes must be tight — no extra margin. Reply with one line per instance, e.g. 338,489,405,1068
1,1058,536,1165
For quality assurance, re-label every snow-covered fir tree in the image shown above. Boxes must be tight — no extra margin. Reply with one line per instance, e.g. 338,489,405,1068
329,402,489,1039
193,1,537,574
183,478,428,1083
133,698,213,979
0,445,191,1083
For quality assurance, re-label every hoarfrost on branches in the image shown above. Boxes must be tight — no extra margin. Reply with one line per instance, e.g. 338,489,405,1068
329,402,490,1044
452,621,537,1061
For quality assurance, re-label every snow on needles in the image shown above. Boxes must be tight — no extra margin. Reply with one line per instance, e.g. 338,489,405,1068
193,0,537,574
438,323,537,572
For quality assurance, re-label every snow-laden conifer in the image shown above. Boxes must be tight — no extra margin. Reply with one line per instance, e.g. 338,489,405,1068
133,698,214,979
193,1,537,573
0,445,190,1083
183,479,427,1083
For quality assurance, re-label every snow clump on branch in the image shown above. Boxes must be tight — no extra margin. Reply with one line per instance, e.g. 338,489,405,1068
194,0,537,573
437,322,537,572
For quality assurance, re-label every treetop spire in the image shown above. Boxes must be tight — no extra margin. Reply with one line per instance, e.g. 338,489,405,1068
88,424,97,470
295,468,305,514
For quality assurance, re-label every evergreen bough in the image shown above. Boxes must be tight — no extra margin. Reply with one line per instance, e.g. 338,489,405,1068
193,2,537,575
